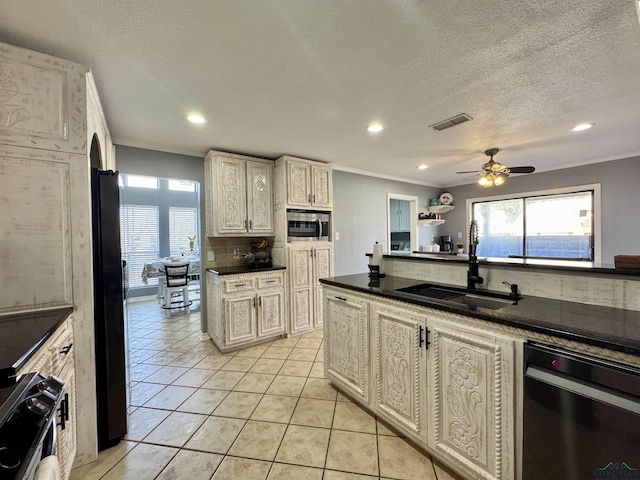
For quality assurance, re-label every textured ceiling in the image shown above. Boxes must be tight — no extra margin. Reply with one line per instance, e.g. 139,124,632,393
1,1,639,186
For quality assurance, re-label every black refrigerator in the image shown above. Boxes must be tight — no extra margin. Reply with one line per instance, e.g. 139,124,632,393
91,168,127,450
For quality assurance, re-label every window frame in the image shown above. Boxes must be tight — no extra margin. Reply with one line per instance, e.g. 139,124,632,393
465,183,601,262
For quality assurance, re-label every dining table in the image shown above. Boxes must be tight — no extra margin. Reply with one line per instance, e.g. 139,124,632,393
141,258,201,302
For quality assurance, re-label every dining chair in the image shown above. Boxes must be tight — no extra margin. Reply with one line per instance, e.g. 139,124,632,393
161,261,191,313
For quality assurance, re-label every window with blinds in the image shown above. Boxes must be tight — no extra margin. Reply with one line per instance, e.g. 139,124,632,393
120,205,160,288
169,207,198,254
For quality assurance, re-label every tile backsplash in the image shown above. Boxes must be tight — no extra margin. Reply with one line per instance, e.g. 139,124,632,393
204,237,275,269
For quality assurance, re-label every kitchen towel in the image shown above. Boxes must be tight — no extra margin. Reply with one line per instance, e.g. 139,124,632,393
34,455,61,480
370,242,383,266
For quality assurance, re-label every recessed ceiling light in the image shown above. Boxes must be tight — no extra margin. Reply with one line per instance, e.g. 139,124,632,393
187,114,206,124
417,165,428,170
367,123,384,133
572,123,594,132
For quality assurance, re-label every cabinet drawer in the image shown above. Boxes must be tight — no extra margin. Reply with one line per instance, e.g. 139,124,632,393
257,273,284,290
223,277,255,294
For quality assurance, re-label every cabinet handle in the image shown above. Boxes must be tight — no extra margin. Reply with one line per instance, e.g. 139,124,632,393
58,392,69,430
249,219,252,230
266,280,276,283
308,193,312,203
312,194,316,203
258,296,262,306
235,283,247,287
244,219,248,229
425,328,431,350
60,343,73,355
335,296,347,302
253,297,256,307
419,326,424,349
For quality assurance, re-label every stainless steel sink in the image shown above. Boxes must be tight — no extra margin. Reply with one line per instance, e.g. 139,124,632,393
395,283,519,310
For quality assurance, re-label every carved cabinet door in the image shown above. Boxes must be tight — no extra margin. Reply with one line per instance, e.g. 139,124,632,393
311,165,333,208
246,160,273,234
216,156,248,234
372,303,428,442
224,294,257,346
312,243,333,329
286,160,311,207
427,317,515,480
257,289,285,337
288,246,314,334
324,292,370,403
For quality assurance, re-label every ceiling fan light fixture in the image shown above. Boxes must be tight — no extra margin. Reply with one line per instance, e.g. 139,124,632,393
572,123,594,132
478,171,505,187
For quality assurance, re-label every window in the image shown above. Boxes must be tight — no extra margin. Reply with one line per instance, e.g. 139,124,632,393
471,188,596,261
168,179,196,192
125,175,158,189
120,205,160,288
169,207,198,254
119,174,200,293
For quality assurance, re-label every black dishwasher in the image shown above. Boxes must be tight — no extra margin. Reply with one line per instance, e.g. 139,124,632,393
523,343,640,480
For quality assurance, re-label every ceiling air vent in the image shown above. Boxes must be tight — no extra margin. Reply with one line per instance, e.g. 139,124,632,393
429,113,473,131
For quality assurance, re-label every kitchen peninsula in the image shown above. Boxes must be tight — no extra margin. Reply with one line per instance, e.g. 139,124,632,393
321,252,640,480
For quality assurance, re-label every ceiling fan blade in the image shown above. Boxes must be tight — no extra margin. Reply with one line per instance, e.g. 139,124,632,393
507,166,535,174
456,170,481,174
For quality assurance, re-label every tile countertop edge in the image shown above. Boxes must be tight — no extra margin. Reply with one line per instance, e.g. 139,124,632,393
367,252,640,277
0,306,74,386
319,274,640,357
206,265,287,275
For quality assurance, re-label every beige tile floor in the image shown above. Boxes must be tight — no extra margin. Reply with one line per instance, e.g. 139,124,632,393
71,299,464,480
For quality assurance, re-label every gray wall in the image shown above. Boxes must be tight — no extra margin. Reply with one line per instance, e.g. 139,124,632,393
332,171,441,275
441,155,640,264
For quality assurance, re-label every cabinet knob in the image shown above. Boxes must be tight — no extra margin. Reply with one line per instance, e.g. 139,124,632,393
60,343,73,355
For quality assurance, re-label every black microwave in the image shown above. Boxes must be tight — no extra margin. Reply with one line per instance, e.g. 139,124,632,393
287,210,330,241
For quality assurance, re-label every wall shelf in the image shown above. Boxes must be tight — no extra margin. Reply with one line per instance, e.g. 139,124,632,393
418,219,445,227
428,205,455,214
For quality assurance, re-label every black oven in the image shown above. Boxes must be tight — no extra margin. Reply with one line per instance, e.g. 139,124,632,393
0,373,67,480
286,210,330,242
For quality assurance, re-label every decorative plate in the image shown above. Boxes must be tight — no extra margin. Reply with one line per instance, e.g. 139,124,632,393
439,192,454,205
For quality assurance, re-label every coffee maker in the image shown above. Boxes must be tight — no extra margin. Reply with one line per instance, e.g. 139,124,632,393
439,235,454,252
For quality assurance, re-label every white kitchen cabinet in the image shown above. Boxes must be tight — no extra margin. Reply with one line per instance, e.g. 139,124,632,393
207,269,286,352
322,284,520,480
288,242,333,334
324,290,370,403
0,39,112,469
427,315,516,480
390,199,411,232
371,301,428,442
276,156,333,209
204,151,274,236
17,317,76,480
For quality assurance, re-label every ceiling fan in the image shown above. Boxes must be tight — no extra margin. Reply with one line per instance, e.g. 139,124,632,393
456,148,536,187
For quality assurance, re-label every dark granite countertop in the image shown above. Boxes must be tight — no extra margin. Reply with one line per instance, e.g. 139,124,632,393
0,307,73,387
207,265,286,276
371,252,640,277
320,274,640,356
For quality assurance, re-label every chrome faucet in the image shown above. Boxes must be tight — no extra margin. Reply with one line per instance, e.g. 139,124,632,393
467,220,484,290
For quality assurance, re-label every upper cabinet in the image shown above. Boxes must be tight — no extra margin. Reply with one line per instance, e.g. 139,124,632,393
390,199,411,232
0,43,88,154
205,151,274,236
276,156,332,209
